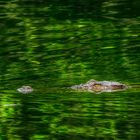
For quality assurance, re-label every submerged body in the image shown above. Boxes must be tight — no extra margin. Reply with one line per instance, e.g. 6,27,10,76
71,79,127,93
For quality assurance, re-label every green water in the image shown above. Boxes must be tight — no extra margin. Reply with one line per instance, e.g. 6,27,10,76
0,0,140,139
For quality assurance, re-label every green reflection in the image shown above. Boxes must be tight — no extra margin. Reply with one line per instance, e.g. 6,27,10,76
0,0,140,139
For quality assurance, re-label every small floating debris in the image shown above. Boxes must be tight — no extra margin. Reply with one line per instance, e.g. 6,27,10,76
71,79,127,93
17,86,33,94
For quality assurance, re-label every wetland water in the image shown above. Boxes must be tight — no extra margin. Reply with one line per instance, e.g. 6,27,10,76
0,0,140,139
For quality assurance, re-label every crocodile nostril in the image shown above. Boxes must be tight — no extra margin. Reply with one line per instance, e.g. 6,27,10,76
17,86,33,94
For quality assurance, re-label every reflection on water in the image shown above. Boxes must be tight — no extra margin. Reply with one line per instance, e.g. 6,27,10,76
0,90,140,139
0,0,140,139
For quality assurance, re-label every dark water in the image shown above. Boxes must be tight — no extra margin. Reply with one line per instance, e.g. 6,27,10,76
0,0,140,139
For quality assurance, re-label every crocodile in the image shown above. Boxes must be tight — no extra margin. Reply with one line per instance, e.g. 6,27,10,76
17,80,128,94
70,79,128,93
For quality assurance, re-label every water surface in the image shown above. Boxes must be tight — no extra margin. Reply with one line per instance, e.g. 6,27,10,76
0,0,140,139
